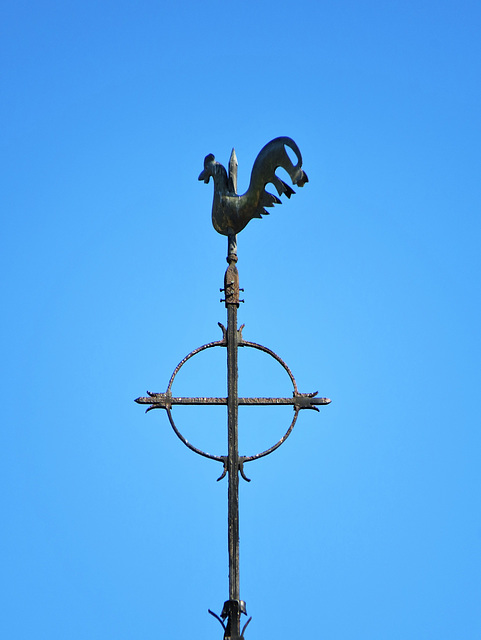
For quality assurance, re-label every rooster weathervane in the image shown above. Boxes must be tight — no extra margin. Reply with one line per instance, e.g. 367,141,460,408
199,136,308,236
136,136,330,640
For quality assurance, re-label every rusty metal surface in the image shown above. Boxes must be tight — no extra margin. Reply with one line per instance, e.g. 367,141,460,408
134,301,331,639
135,393,330,409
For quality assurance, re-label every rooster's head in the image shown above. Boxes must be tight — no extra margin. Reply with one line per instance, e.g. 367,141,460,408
198,154,216,183
198,154,230,191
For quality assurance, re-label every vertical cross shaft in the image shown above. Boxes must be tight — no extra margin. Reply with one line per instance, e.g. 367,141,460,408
226,151,241,639
224,232,242,638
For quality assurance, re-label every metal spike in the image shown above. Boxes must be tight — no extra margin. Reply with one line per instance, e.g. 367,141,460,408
229,148,238,194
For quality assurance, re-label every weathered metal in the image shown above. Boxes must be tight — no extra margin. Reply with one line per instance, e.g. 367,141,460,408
135,393,331,409
136,137,329,640
199,137,308,236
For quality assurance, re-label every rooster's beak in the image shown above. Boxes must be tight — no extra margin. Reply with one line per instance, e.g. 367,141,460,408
198,170,210,183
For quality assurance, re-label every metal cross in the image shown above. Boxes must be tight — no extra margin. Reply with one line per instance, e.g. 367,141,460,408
135,141,330,640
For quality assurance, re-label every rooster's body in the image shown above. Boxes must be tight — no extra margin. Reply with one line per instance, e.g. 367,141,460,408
199,136,308,236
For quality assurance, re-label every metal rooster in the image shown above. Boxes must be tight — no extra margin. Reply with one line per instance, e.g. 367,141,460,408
199,136,308,236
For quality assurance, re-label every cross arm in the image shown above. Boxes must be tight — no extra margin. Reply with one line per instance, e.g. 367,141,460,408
134,391,331,412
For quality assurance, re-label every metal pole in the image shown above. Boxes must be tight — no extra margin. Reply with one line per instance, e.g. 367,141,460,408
224,233,240,638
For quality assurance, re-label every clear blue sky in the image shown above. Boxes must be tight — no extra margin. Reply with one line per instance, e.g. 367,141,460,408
1,2,480,639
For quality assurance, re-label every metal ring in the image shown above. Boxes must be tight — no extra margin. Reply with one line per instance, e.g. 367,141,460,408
164,337,300,464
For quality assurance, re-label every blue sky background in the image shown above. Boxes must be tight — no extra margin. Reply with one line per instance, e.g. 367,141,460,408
1,1,480,638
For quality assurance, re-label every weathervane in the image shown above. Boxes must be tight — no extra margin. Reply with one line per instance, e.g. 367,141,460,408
136,137,330,640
